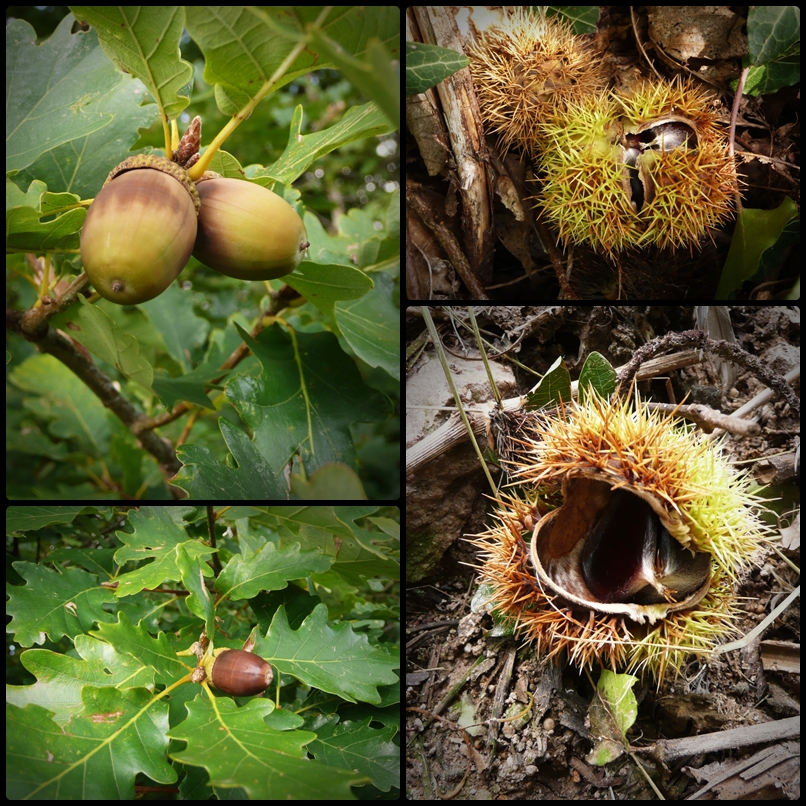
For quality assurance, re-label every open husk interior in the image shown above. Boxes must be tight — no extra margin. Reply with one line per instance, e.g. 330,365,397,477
466,392,768,679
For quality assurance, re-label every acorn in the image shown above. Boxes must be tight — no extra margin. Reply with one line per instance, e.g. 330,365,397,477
537,78,739,254
465,391,769,680
210,648,273,696
80,155,200,304
193,175,309,281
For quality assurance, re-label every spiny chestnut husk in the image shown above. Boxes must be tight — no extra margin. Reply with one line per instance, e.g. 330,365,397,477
466,392,769,680
80,155,200,304
466,7,606,159
193,176,309,281
210,648,273,696
537,78,740,255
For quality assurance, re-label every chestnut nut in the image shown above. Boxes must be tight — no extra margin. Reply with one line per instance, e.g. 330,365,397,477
211,649,273,696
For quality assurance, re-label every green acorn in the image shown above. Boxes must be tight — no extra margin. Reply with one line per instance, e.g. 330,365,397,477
193,175,309,281
537,78,740,254
80,155,199,304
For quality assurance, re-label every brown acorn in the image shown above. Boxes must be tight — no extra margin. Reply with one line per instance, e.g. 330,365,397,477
210,648,273,696
193,176,309,281
80,155,200,304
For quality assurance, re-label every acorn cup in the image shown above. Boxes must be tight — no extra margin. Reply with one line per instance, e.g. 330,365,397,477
193,175,309,281
80,155,200,304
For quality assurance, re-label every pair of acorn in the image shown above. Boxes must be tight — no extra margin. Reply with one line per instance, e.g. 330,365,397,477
80,154,310,305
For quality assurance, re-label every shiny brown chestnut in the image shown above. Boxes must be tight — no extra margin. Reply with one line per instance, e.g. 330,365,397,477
211,649,273,696
580,488,712,605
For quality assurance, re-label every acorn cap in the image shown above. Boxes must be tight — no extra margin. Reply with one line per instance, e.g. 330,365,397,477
106,154,200,214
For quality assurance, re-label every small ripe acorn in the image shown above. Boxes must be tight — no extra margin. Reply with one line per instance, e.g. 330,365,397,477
211,648,273,696
193,176,309,281
80,155,199,304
